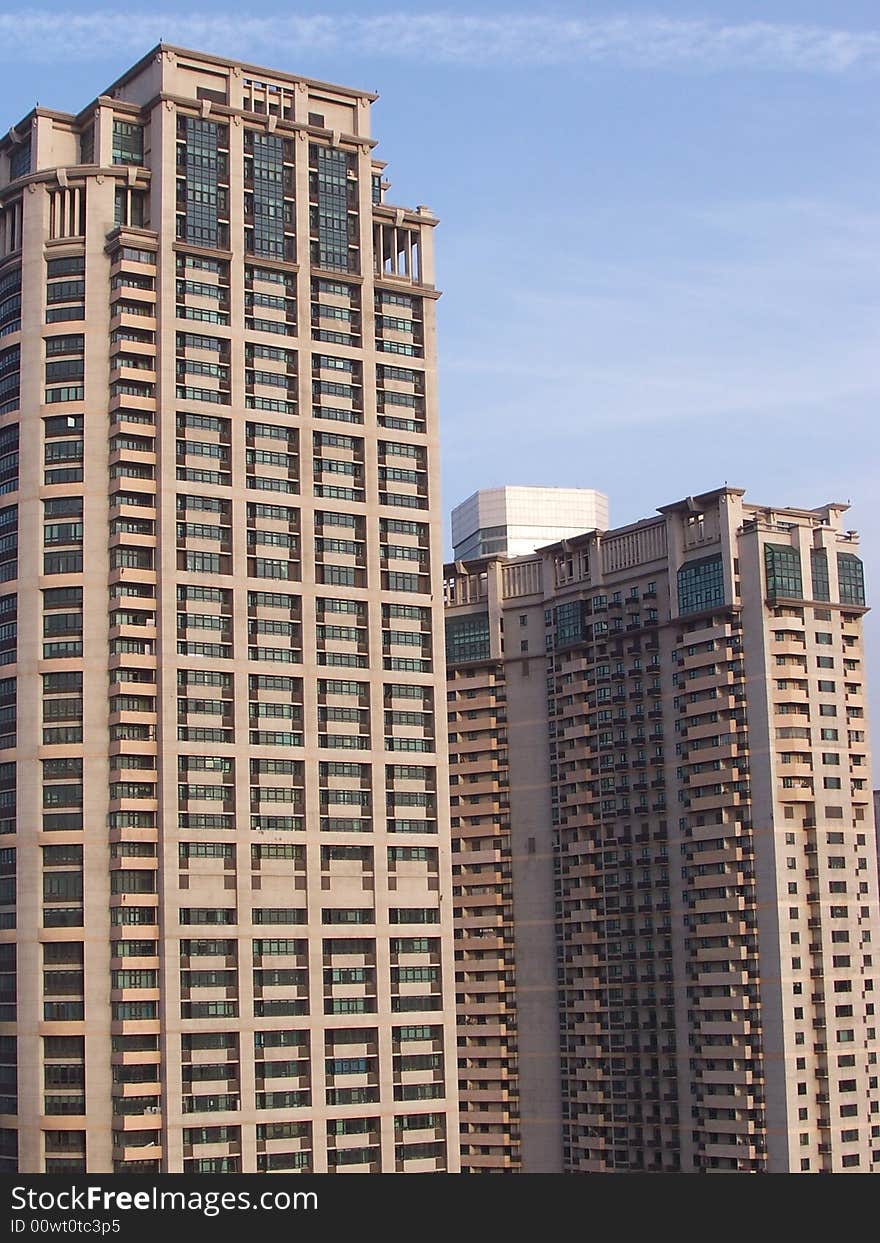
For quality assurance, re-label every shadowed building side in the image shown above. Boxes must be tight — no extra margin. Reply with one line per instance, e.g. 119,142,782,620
447,486,879,1173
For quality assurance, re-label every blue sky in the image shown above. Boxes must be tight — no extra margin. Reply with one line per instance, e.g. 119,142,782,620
1,1,878,722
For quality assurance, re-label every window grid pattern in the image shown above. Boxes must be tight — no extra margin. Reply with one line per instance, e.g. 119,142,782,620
245,131,289,260
313,147,353,272
764,543,803,601
837,553,865,606
810,548,830,601
178,117,225,248
445,613,490,666
554,600,587,649
677,553,725,616
112,121,144,167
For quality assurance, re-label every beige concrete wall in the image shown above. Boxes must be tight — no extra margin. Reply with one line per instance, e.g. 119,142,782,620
446,487,880,1173
1,43,460,1175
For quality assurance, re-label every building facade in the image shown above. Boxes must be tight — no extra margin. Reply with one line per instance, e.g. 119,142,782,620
445,487,879,1172
445,556,564,1172
0,45,460,1174
451,486,608,562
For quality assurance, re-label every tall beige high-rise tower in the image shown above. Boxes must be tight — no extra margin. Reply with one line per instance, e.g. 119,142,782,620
0,45,459,1174
445,487,879,1172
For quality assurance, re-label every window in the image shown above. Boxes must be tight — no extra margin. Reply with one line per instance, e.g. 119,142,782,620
177,116,227,249
445,613,489,666
837,553,865,606
114,185,147,228
677,554,724,616
45,260,85,285
554,600,587,648
0,345,21,415
765,544,803,600
311,145,357,272
112,121,144,166
244,130,293,260
45,333,84,357
9,143,30,180
180,908,235,926
810,548,830,601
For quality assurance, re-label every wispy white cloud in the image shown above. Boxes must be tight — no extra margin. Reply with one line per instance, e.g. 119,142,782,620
438,196,880,432
0,11,879,73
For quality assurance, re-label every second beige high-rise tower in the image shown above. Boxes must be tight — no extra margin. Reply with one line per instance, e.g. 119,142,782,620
0,45,459,1174
446,487,880,1173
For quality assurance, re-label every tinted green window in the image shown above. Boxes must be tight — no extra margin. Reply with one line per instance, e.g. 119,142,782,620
445,613,490,665
245,131,288,260
837,553,865,606
9,143,30,180
112,121,144,166
810,548,830,601
764,544,802,600
178,117,225,248
677,553,724,615
311,146,355,272
554,599,587,648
